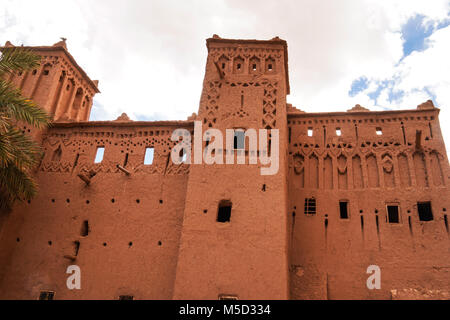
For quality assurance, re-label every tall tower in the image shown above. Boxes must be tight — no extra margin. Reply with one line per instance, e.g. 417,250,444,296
173,36,290,299
3,40,99,122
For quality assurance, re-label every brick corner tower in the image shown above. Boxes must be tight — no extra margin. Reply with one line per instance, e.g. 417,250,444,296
173,35,290,299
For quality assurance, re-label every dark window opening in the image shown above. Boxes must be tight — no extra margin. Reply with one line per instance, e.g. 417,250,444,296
339,201,349,219
387,205,400,223
80,220,89,237
39,291,54,300
418,202,433,221
237,63,241,70
304,198,316,215
268,64,273,71
43,70,49,75
252,64,257,70
217,200,232,223
222,63,225,69
119,295,134,300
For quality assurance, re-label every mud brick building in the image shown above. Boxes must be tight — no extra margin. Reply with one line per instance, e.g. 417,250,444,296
0,36,449,300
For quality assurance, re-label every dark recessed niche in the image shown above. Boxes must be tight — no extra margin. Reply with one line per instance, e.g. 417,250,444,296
48,241,52,246
16,237,20,242
27,200,31,204
66,199,70,203
159,199,163,204
111,199,115,203
375,209,378,214
136,199,140,204
128,241,133,247
103,242,107,247
359,210,363,213
203,209,207,214
51,199,55,203
86,200,90,204
158,241,162,246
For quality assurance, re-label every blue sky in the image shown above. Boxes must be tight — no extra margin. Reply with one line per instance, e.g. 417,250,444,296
349,13,449,108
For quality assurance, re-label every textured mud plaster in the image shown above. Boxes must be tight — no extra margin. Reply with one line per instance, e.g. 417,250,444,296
0,37,449,299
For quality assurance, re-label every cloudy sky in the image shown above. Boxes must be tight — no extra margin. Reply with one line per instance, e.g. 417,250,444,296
1,0,450,152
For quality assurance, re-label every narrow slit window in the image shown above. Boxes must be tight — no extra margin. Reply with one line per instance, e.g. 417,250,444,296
304,198,316,215
119,295,134,300
217,200,232,223
417,202,433,221
39,291,55,300
376,127,383,136
336,128,342,136
80,220,89,237
387,205,400,223
94,147,104,163
144,147,154,165
339,201,349,219
307,128,313,137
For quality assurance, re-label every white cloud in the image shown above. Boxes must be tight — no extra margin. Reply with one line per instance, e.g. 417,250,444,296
1,0,450,155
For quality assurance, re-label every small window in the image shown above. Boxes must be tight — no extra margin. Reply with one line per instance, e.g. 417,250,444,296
43,70,49,75
39,291,55,300
119,295,134,300
144,147,154,165
221,63,225,69
304,198,316,215
237,63,241,70
336,128,342,136
307,128,313,137
387,205,400,223
219,294,238,300
418,202,433,221
94,147,104,163
268,64,273,71
252,64,257,71
376,127,382,136
234,130,245,150
339,201,348,219
217,200,232,223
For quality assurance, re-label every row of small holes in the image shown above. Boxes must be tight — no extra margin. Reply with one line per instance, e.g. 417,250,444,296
50,199,164,204
16,238,162,246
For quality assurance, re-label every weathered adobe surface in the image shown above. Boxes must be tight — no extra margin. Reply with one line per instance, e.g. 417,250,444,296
0,36,448,299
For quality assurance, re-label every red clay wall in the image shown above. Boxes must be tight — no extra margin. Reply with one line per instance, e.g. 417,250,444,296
173,38,290,299
287,107,450,299
0,123,191,299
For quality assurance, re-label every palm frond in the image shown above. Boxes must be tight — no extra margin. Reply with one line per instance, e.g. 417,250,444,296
0,164,37,206
0,125,42,170
0,47,41,77
0,80,51,128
